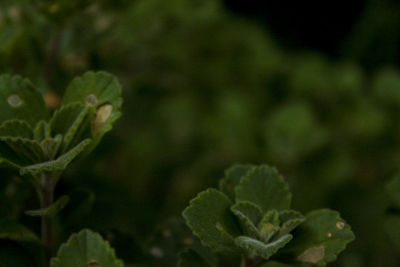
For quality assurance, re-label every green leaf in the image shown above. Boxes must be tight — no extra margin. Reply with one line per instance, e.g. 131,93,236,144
0,136,45,164
258,210,280,242
0,74,49,127
61,71,122,152
0,219,43,267
178,249,211,267
25,195,69,217
40,135,63,160
20,138,91,175
0,120,32,138
0,24,22,53
0,218,40,243
235,234,292,260
231,201,262,238
235,165,291,213
386,175,400,207
384,215,400,249
183,188,241,254
274,210,305,239
280,209,355,266
219,164,254,200
50,103,92,153
33,120,50,142
50,229,124,267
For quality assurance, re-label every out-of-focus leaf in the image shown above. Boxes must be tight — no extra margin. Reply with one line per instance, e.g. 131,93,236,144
0,74,49,127
25,195,69,217
178,249,211,267
0,120,32,138
0,218,40,243
386,175,400,207
50,229,124,267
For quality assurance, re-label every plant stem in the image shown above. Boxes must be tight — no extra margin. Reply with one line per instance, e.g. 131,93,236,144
41,172,54,267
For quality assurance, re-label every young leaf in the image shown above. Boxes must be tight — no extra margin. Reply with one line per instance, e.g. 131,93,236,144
0,120,33,139
40,135,63,160
50,103,92,152
25,195,69,217
61,71,122,152
33,120,50,142
50,229,124,267
219,164,254,200
235,165,291,213
20,139,91,175
183,188,241,254
231,201,262,238
274,210,305,240
235,234,292,260
279,209,355,266
0,136,45,164
0,74,49,127
258,210,280,242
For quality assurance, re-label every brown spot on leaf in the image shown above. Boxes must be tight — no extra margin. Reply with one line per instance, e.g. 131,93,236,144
92,104,113,135
297,245,325,264
86,259,101,267
7,94,22,107
336,221,345,230
86,94,98,106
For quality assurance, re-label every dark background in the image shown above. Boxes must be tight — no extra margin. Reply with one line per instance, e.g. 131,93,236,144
1,0,400,266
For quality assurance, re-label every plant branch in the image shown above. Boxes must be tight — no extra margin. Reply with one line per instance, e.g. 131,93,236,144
41,172,55,267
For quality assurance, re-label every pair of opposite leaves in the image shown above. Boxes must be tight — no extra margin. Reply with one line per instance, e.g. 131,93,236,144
0,71,122,176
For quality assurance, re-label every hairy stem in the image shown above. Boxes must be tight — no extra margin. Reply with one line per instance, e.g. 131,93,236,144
41,172,55,266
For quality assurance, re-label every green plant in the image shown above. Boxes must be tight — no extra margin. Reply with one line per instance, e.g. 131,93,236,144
183,164,355,266
0,71,123,266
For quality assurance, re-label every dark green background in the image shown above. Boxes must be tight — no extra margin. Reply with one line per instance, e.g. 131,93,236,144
0,0,400,266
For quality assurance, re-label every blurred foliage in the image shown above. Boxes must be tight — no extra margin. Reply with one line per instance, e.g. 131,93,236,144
0,0,400,266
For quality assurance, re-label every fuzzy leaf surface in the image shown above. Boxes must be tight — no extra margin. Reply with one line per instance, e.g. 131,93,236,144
50,229,124,267
61,71,122,152
50,103,92,152
279,209,355,266
235,234,292,260
235,165,291,213
183,188,241,253
219,164,254,200
0,120,32,139
231,201,262,238
20,139,91,175
0,74,49,127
